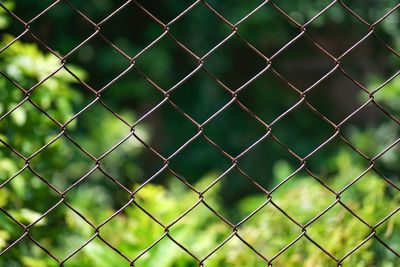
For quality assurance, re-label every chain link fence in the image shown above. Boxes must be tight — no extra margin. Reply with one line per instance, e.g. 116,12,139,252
0,0,399,266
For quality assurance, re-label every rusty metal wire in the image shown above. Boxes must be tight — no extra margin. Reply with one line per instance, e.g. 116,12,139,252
0,0,399,266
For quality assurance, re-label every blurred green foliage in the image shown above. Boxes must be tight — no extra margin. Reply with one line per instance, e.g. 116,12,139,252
0,0,399,266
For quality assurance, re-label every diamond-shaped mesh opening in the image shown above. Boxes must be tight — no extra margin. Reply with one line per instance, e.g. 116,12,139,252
274,0,334,25
65,34,131,90
99,133,151,188
0,35,62,89
236,69,300,125
271,102,334,157
168,137,233,186
202,169,268,223
272,236,337,266
271,35,335,90
63,237,130,266
135,102,198,157
372,155,400,189
370,17,400,57
133,236,198,266
64,169,131,226
99,66,162,117
66,0,128,22
372,76,400,119
169,2,233,56
236,135,300,189
0,146,26,184
29,204,94,260
134,36,198,89
28,67,90,125
28,135,94,191
271,170,335,225
205,235,267,266
0,237,59,267
133,179,198,225
65,101,132,157
305,70,365,124
304,2,371,58
136,0,199,24
237,202,301,259
340,236,400,266
98,203,165,259
204,35,267,89
344,102,399,158
339,32,400,87
305,136,370,190
170,70,232,122
305,203,371,258
374,211,400,257
339,171,400,225
0,101,61,157
340,0,400,23
168,202,232,258
235,6,301,58
100,1,165,58
26,1,94,56
0,169,60,221
204,102,267,156
0,209,24,250
0,7,25,38
10,0,55,21
206,0,267,23
0,90,25,123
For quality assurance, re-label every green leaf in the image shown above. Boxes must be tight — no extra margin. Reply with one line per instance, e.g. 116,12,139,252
21,256,48,267
11,106,26,126
9,208,47,226
0,230,11,250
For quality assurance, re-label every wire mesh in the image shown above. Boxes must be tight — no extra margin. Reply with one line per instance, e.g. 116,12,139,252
0,0,399,266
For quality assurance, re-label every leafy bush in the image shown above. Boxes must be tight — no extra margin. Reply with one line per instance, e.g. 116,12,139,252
0,35,147,266
3,157,397,267
0,1,399,266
